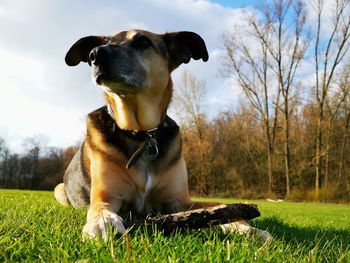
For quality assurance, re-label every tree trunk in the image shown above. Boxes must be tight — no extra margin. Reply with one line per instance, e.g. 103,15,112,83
315,111,323,199
267,145,273,197
31,149,40,189
264,117,274,197
338,111,350,180
324,117,332,188
284,98,291,198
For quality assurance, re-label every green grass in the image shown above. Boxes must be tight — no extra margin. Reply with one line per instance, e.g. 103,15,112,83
0,190,349,262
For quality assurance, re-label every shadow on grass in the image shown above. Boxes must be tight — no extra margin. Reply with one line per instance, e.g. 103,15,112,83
251,216,350,246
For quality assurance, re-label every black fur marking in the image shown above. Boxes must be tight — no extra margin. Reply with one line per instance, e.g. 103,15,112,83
87,106,181,169
63,106,182,207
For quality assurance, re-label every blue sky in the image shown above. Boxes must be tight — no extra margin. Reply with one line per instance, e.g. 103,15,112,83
0,0,259,152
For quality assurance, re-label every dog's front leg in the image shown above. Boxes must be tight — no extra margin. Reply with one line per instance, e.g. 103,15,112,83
82,155,127,241
82,196,125,241
83,192,125,241
83,152,130,240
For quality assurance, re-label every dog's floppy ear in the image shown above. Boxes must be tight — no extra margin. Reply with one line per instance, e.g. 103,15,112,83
162,31,209,71
65,36,106,66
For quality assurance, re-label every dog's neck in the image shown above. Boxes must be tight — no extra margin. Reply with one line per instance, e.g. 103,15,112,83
104,80,173,131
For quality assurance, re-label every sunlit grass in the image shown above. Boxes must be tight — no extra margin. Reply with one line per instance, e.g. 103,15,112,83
0,190,349,262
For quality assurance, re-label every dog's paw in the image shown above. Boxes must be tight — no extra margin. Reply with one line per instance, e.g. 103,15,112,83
221,221,250,235
82,209,126,241
221,221,273,244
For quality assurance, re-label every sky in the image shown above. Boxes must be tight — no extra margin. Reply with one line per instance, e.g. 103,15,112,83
1,0,336,153
0,0,260,153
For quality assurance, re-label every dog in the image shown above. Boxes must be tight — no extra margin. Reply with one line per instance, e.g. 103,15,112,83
54,29,271,242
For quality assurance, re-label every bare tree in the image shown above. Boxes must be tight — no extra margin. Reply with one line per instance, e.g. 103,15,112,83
23,135,48,189
322,65,350,186
174,70,207,139
6,154,21,188
222,19,276,196
221,0,308,197
0,137,6,154
309,0,350,198
0,139,10,188
320,63,350,190
251,0,308,197
173,71,210,194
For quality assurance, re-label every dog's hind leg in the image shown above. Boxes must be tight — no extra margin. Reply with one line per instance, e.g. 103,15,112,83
182,201,272,243
54,183,71,207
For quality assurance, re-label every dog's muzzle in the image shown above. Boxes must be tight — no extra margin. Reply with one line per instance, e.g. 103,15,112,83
89,45,110,66
89,45,113,85
89,45,145,91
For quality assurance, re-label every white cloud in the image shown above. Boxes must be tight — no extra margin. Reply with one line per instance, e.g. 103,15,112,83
0,49,45,89
0,71,86,152
304,0,340,38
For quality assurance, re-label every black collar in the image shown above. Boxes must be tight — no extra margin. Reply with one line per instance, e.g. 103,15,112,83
106,104,163,169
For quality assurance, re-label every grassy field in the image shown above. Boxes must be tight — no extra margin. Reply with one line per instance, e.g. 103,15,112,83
0,190,349,262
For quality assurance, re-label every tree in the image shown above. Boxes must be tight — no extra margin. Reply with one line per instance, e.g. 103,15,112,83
310,0,350,198
222,18,276,196
23,135,48,189
174,71,207,139
251,0,308,197
221,0,308,197
336,66,350,182
0,138,10,188
6,154,21,188
173,71,211,194
0,137,6,154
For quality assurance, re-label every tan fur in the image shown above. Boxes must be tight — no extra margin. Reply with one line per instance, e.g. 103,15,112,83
105,45,171,131
54,183,70,207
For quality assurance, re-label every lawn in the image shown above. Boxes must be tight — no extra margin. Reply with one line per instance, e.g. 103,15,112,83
0,190,349,262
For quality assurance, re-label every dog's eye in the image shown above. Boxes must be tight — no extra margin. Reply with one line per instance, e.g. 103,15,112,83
131,36,153,50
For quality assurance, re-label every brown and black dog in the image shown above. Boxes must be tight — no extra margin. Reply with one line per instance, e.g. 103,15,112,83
54,29,271,241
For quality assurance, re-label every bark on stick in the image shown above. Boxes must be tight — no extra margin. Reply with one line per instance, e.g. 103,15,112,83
125,203,260,234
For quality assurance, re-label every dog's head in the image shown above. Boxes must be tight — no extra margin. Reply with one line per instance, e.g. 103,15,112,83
65,30,208,95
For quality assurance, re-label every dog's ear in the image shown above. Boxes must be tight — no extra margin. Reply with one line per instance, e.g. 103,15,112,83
162,31,209,71
65,36,106,66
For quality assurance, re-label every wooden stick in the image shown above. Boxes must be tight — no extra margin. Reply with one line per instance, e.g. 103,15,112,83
124,203,260,234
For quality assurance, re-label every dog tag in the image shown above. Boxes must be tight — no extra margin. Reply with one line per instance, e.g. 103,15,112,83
147,138,158,160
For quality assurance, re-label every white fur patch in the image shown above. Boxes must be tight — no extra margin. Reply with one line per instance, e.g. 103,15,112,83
145,172,153,193
82,209,125,241
136,171,154,212
221,221,273,243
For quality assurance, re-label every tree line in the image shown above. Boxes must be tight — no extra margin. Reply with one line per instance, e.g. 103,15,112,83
178,95,350,202
0,135,77,190
177,0,350,202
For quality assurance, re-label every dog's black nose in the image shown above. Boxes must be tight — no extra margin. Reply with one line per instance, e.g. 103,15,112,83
89,46,110,65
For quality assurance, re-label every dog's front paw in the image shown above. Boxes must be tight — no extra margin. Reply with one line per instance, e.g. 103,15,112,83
82,209,126,241
221,221,273,244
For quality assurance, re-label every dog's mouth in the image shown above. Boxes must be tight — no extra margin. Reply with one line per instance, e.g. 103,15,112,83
95,73,104,85
95,72,113,86
93,70,141,95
